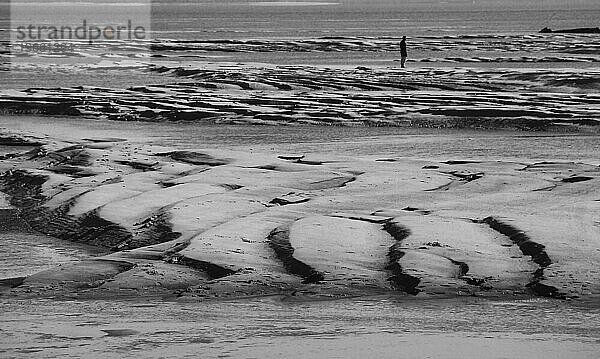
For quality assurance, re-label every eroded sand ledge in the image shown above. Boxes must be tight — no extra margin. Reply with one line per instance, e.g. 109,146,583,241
0,130,598,303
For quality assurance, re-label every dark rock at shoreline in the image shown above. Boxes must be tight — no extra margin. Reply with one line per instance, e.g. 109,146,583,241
540,27,600,34
156,151,230,166
0,135,43,147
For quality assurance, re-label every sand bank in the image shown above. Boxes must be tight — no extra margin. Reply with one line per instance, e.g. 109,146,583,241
0,126,598,303
1,63,599,130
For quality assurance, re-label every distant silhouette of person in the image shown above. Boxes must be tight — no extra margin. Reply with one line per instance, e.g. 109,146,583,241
400,36,407,68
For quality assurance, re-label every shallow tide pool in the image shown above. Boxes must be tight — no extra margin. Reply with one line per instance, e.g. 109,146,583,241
0,232,104,279
1,295,599,358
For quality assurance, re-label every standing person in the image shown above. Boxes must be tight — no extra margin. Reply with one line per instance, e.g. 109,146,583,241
400,36,407,68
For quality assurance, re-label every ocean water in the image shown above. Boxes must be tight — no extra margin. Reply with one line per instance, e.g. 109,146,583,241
1,1,599,66
3,1,600,37
144,0,600,66
149,0,600,39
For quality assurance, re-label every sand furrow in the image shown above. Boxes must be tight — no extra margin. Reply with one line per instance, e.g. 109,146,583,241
268,224,325,284
0,130,597,302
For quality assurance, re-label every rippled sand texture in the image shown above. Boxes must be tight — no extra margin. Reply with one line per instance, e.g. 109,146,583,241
1,131,598,302
1,62,599,130
2,31,600,130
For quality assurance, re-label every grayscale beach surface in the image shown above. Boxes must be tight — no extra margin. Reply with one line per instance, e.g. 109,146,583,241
0,1,599,358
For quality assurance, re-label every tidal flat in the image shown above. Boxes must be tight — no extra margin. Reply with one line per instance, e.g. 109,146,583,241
0,117,598,358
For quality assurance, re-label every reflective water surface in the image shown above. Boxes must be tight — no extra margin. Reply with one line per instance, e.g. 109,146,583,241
0,232,104,279
1,295,599,358
2,117,599,163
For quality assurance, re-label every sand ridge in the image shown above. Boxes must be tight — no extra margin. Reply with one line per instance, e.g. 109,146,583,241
0,129,598,302
1,63,598,130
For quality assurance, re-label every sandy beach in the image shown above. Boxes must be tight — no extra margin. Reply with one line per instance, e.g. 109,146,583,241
0,117,599,357
1,118,598,303
1,0,600,357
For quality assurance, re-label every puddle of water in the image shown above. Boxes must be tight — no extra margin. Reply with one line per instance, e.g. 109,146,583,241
0,297,598,358
0,232,105,279
2,117,599,163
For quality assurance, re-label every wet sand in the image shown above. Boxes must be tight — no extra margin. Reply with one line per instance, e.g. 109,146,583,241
1,62,598,130
0,117,599,358
1,296,599,359
2,2,599,356
1,118,598,302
